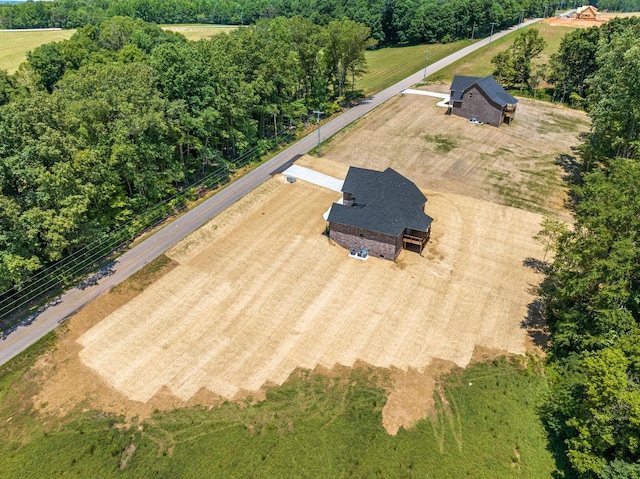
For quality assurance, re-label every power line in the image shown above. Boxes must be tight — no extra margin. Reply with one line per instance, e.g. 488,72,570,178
423,51,430,79
0,128,296,323
311,110,324,157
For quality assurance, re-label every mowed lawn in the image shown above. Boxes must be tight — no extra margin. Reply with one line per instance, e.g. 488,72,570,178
0,29,75,72
357,40,475,95
429,22,578,83
317,93,589,219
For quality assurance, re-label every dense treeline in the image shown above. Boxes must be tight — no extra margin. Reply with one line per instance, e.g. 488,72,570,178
546,16,640,105
595,0,640,11
486,16,640,108
0,15,373,292
0,0,553,45
539,17,640,479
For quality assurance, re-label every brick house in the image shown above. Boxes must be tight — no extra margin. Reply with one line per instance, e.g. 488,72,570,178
576,5,599,19
449,75,518,127
327,167,433,260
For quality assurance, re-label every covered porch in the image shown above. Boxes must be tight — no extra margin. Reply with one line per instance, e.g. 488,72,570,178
402,226,431,253
503,104,517,125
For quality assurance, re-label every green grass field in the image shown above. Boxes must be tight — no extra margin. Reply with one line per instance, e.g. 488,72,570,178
0,29,75,73
0,332,558,478
0,25,235,73
2,22,573,92
428,23,577,84
356,40,475,95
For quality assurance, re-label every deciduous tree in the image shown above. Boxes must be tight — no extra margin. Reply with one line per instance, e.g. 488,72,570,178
491,29,546,90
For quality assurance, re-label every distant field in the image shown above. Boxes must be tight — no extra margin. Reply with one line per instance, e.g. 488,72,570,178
0,25,235,72
0,29,75,72
357,40,475,95
429,23,577,84
601,11,640,18
161,24,237,40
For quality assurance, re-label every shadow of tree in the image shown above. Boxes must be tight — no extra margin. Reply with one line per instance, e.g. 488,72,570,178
522,297,549,349
555,152,582,211
521,277,577,477
555,153,581,184
523,256,549,273
544,423,579,479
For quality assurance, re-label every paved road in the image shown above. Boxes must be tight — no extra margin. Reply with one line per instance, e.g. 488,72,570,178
0,19,541,366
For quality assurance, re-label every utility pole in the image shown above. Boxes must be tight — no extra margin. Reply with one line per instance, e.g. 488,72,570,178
471,21,476,39
489,22,497,42
312,110,324,157
519,10,525,28
543,4,548,18
423,51,430,79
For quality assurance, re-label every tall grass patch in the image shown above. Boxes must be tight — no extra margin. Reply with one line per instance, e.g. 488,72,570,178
0,353,557,478
424,133,458,153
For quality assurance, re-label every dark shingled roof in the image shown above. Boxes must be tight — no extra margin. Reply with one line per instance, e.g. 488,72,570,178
450,75,517,106
327,167,433,236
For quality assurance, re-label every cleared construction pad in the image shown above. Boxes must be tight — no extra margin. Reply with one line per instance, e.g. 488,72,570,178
78,167,545,403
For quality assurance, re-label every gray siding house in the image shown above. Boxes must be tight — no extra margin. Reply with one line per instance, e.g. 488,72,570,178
449,75,518,127
327,167,433,260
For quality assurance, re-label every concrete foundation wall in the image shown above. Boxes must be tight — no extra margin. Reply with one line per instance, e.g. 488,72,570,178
329,222,401,260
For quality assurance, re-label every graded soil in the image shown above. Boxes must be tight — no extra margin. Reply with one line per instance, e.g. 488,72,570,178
65,165,547,432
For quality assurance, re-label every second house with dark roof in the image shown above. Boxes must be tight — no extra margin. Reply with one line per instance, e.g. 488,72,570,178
449,75,518,127
327,166,433,260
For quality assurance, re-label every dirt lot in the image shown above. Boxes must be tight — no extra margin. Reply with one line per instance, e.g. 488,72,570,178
541,17,609,28
61,163,547,432
541,12,640,28
313,93,589,221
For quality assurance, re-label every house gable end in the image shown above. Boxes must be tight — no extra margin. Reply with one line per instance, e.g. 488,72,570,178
461,84,503,111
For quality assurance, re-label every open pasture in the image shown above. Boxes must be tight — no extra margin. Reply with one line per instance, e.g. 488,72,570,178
429,23,578,83
357,40,474,95
0,29,75,72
